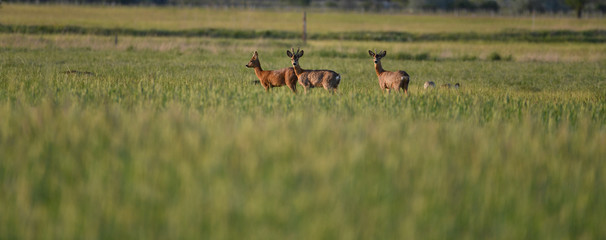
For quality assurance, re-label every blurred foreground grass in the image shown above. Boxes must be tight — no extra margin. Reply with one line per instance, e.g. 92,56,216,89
1,100,604,239
1,40,605,239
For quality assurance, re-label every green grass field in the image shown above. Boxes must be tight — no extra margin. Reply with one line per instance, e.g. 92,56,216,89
1,4,606,240
2,4,606,33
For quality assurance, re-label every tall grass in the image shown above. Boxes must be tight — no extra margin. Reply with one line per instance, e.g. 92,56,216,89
1,43,605,239
1,4,605,238
2,101,604,239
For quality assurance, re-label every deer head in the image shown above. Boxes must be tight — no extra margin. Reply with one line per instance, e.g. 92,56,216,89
368,50,386,64
286,48,304,67
245,51,260,68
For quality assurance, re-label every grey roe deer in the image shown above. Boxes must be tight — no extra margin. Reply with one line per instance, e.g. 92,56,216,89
286,48,341,94
368,50,410,95
246,51,298,93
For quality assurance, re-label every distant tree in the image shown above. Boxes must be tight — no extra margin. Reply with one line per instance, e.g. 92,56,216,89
479,0,500,12
565,0,588,18
359,0,386,11
360,0,374,10
392,0,409,8
118,0,141,5
415,0,453,10
543,0,569,12
284,0,311,6
514,0,546,13
453,0,477,10
407,0,425,9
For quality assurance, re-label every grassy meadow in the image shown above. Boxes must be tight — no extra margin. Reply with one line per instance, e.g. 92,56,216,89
2,4,606,33
1,4,606,240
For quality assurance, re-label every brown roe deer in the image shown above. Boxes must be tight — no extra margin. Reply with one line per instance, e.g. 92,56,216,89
246,51,298,93
368,50,410,95
286,48,341,94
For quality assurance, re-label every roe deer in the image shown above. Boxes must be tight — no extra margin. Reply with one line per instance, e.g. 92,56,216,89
286,48,341,94
368,50,410,95
424,81,436,89
440,83,461,89
62,70,96,76
246,51,298,93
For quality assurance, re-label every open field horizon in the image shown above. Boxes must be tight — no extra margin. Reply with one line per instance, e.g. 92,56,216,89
2,4,606,34
1,4,605,239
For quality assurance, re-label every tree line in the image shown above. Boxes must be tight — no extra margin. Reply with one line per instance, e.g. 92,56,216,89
4,0,606,18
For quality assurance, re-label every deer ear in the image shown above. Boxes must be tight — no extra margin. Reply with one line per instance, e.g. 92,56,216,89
368,50,375,57
299,50,304,57
286,50,293,58
380,51,387,57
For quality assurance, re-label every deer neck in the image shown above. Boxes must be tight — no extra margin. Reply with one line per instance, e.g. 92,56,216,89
253,65,265,79
374,62,386,76
293,64,305,77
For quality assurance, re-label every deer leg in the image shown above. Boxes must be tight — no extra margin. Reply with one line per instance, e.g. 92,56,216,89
305,81,314,94
286,77,298,93
287,82,297,94
393,83,402,94
262,82,270,92
323,83,332,93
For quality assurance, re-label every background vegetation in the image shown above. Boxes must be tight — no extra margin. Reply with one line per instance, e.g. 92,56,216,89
3,0,606,16
1,4,605,240
2,4,606,34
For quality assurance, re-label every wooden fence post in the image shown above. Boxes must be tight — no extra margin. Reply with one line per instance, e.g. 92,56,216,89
302,11,307,44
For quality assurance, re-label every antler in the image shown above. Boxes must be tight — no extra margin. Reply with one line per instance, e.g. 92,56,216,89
291,48,302,57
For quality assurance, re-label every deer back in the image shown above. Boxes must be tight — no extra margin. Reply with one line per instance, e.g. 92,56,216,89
263,67,296,87
379,71,408,84
299,69,340,87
